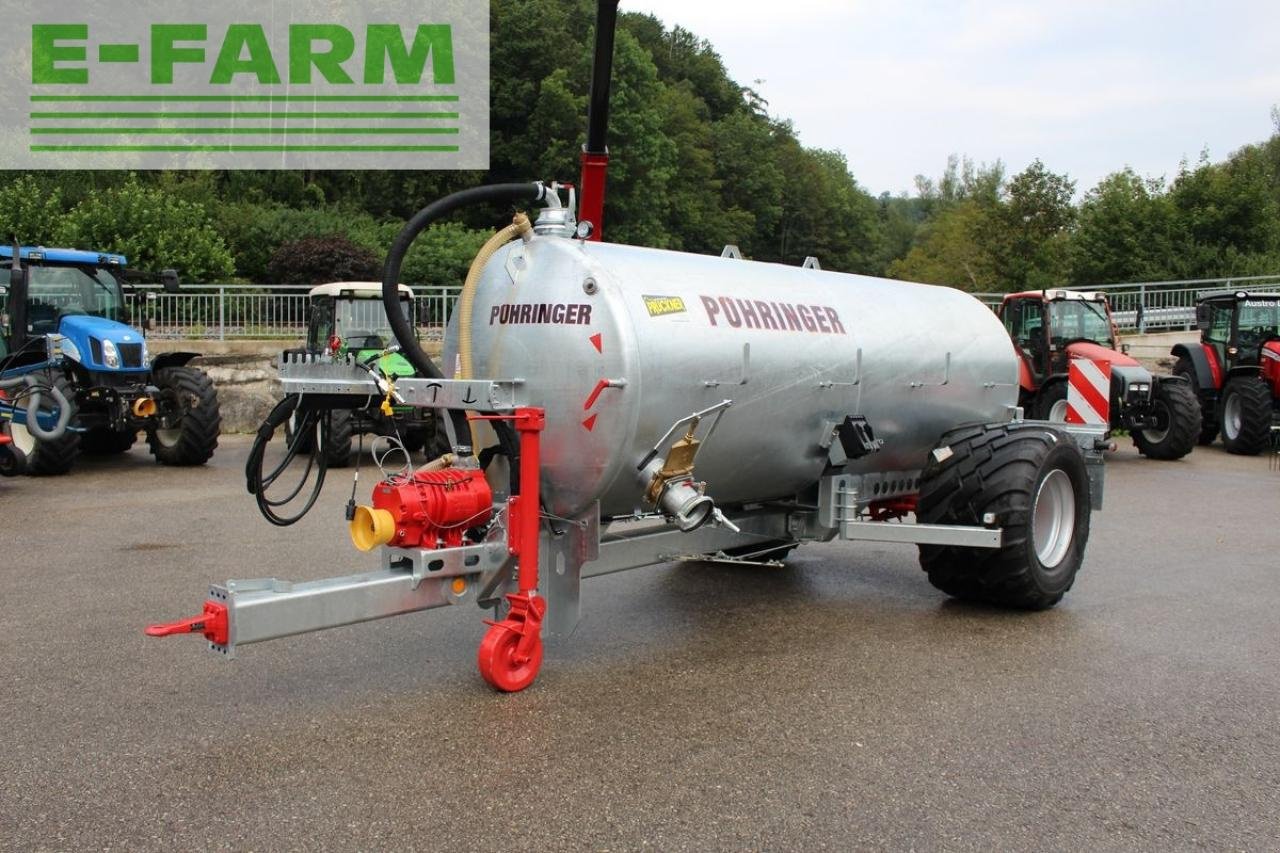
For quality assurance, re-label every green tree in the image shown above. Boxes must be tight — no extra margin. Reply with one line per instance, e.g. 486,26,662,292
1167,144,1280,277
55,179,234,281
989,159,1076,290
0,175,66,245
1071,169,1175,285
887,200,999,290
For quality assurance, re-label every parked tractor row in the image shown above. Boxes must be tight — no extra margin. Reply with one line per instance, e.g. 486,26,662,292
997,287,1279,460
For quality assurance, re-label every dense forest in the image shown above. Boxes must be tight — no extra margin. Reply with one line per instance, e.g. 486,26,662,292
2,0,1278,291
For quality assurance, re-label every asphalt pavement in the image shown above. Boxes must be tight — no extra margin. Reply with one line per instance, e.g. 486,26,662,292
2,437,1278,851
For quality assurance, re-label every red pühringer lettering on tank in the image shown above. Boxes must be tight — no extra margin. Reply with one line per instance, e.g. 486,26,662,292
699,295,846,334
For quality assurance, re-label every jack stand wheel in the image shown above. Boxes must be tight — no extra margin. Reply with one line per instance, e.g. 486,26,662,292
477,592,546,692
478,620,544,692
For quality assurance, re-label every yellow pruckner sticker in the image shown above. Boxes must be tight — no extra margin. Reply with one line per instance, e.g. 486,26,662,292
643,295,687,317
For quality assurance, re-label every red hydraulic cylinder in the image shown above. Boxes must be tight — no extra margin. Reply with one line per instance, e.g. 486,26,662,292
577,150,609,242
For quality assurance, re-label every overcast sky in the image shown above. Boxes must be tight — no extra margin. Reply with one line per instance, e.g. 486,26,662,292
629,0,1280,198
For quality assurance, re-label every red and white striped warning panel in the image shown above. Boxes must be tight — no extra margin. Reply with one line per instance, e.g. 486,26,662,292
1066,358,1111,425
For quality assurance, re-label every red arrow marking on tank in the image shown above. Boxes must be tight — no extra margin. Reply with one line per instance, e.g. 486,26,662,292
582,414,598,432
589,333,602,354
583,378,611,410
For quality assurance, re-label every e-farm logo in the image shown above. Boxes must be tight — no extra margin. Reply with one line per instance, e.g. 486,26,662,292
2,0,489,169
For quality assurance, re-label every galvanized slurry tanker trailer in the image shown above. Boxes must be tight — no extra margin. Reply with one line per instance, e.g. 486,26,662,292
146,1,1108,691
146,183,1109,690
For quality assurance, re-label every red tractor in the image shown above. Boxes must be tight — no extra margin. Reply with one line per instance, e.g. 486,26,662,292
1171,290,1280,455
1000,289,1200,460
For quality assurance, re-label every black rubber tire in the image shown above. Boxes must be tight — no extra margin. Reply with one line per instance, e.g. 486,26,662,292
1131,378,1200,460
146,366,221,466
1033,381,1069,422
81,427,137,455
8,371,80,476
1218,376,1273,456
322,409,354,468
917,423,1091,610
1172,356,1218,445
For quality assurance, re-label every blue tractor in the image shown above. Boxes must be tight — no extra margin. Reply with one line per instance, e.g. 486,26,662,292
0,246,221,475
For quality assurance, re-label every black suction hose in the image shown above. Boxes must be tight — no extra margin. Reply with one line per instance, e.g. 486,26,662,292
381,182,543,379
381,182,545,495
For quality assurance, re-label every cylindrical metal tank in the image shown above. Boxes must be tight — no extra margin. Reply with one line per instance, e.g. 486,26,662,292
445,235,1019,519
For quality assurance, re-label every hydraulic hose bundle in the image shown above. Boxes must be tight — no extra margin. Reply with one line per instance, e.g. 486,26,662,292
244,394,333,526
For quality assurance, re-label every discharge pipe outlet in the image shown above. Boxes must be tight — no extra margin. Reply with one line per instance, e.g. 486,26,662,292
351,505,396,552
639,458,715,532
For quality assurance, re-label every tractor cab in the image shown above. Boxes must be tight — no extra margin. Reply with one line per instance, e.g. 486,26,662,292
288,282,440,467
1172,291,1280,454
305,282,417,375
0,247,176,370
1194,291,1280,374
1000,288,1200,460
1000,289,1120,385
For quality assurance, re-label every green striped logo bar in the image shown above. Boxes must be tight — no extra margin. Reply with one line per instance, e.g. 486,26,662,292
5,0,488,169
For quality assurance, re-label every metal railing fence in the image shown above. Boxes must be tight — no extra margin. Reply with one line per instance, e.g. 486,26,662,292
973,274,1280,332
134,274,1280,340
136,284,462,341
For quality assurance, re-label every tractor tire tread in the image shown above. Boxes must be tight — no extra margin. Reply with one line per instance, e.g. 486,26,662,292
146,366,220,466
917,422,1090,610
1220,375,1273,456
1132,378,1200,460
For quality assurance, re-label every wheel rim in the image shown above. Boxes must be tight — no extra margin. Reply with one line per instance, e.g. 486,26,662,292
1048,398,1069,422
155,425,182,447
1223,392,1242,441
1142,400,1170,444
8,420,36,455
1032,468,1076,568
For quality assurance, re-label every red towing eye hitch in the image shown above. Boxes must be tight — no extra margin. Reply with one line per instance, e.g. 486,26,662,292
145,601,229,646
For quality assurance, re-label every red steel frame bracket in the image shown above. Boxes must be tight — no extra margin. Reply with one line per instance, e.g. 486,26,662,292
578,150,609,242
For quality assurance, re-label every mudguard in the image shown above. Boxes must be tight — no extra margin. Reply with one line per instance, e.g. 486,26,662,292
151,351,200,371
1170,343,1217,391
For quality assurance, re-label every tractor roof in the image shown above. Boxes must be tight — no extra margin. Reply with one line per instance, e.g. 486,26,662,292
1198,289,1280,302
308,281,413,298
1004,288,1107,303
0,246,127,266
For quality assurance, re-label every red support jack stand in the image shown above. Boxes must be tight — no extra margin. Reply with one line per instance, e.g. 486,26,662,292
475,407,548,692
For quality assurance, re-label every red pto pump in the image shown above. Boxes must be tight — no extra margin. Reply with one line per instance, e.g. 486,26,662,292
351,468,493,551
